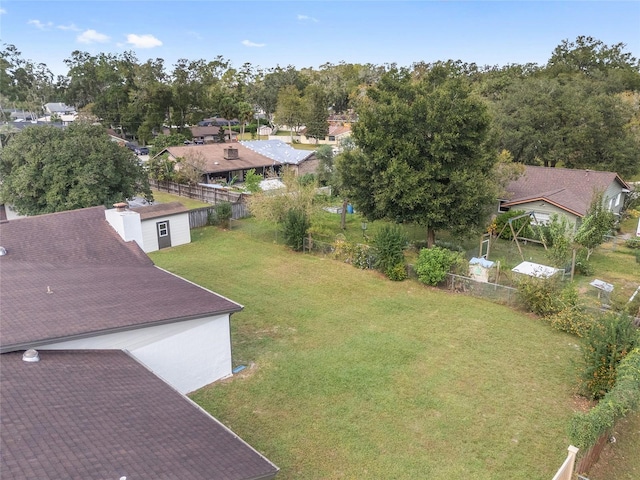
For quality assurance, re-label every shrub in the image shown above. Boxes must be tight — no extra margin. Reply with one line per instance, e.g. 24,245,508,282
494,210,531,240
434,240,464,253
373,224,408,277
386,263,408,281
636,249,640,264
569,348,640,449
415,247,463,286
332,239,372,269
549,307,596,337
213,202,233,229
579,313,639,400
515,275,576,317
625,237,640,249
283,208,310,251
574,248,595,276
244,168,262,193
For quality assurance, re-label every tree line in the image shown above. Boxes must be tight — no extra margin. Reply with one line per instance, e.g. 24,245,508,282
1,36,639,176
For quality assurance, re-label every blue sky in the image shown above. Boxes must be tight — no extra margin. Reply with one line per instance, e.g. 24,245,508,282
1,1,639,77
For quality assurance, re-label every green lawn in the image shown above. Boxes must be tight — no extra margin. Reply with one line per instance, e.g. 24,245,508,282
150,189,210,209
150,223,583,480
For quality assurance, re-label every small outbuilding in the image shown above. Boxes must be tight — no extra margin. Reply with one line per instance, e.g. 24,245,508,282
106,202,190,253
469,257,495,283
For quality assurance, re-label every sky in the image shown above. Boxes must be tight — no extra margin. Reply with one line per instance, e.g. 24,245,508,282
0,0,639,77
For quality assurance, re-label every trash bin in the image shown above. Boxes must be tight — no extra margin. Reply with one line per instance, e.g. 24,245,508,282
346,204,354,214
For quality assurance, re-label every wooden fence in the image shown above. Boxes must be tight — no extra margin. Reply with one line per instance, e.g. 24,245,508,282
150,179,247,205
575,432,609,476
188,204,249,228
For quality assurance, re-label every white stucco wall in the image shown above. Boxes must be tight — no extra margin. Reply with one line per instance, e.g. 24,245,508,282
39,314,232,394
140,213,191,252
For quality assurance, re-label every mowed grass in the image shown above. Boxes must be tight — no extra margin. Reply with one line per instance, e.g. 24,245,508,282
150,189,210,209
150,224,583,480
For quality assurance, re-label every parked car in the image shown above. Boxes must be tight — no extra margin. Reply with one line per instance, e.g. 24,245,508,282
134,147,149,155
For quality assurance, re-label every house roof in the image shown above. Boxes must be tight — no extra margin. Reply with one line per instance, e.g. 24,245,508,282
161,144,278,174
328,125,351,136
240,140,315,165
130,201,189,220
502,166,629,217
43,102,75,113
0,206,242,352
0,350,279,480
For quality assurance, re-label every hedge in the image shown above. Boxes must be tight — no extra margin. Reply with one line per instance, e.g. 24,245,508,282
568,348,640,449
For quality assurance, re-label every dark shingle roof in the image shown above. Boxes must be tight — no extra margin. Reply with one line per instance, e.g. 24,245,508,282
0,350,278,480
503,166,629,217
0,206,241,352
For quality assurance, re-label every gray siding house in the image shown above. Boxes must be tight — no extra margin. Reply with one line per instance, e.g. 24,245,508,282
501,166,630,229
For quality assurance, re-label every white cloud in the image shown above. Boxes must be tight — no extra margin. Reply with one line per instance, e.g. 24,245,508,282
77,29,110,44
57,23,81,32
28,19,54,30
297,14,318,22
0,8,7,15
242,39,266,48
126,34,163,49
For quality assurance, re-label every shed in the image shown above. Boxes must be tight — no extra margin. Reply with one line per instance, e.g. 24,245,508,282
106,202,190,253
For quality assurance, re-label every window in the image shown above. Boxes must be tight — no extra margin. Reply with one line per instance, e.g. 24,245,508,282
157,221,169,237
532,212,550,225
615,192,621,207
608,198,614,211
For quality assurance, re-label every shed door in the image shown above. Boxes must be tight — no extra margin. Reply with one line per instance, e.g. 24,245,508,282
157,221,171,249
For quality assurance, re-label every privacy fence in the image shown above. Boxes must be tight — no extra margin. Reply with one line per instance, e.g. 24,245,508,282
150,179,248,207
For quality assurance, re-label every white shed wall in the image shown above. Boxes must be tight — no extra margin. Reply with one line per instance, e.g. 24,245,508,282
39,315,232,394
140,213,191,253
105,209,144,250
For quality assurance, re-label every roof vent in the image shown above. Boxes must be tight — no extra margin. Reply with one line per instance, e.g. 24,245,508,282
23,349,40,363
224,147,239,160
0,246,6,256
113,202,128,212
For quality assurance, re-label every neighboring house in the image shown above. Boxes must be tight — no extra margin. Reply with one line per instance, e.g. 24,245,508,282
155,143,282,184
161,126,237,143
43,102,76,115
105,201,191,253
241,139,319,176
0,206,279,479
2,109,35,121
501,166,631,228
40,102,78,125
297,124,352,146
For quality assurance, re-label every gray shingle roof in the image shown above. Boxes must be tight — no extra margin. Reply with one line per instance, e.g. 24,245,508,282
0,206,242,352
240,140,315,165
503,166,629,217
1,350,278,480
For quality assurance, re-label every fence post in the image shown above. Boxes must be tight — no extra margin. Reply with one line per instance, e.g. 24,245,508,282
552,445,579,480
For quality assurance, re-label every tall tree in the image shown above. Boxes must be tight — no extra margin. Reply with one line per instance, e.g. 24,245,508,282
303,84,329,143
0,123,151,215
336,67,497,246
274,85,304,142
574,191,616,260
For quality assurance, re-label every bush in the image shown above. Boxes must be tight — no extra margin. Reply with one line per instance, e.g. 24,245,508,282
625,237,640,249
415,247,463,286
373,225,408,278
569,348,640,449
574,248,595,276
549,307,595,337
283,208,310,251
214,202,233,229
515,275,576,317
579,313,639,400
332,239,372,269
386,263,408,281
494,210,531,240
